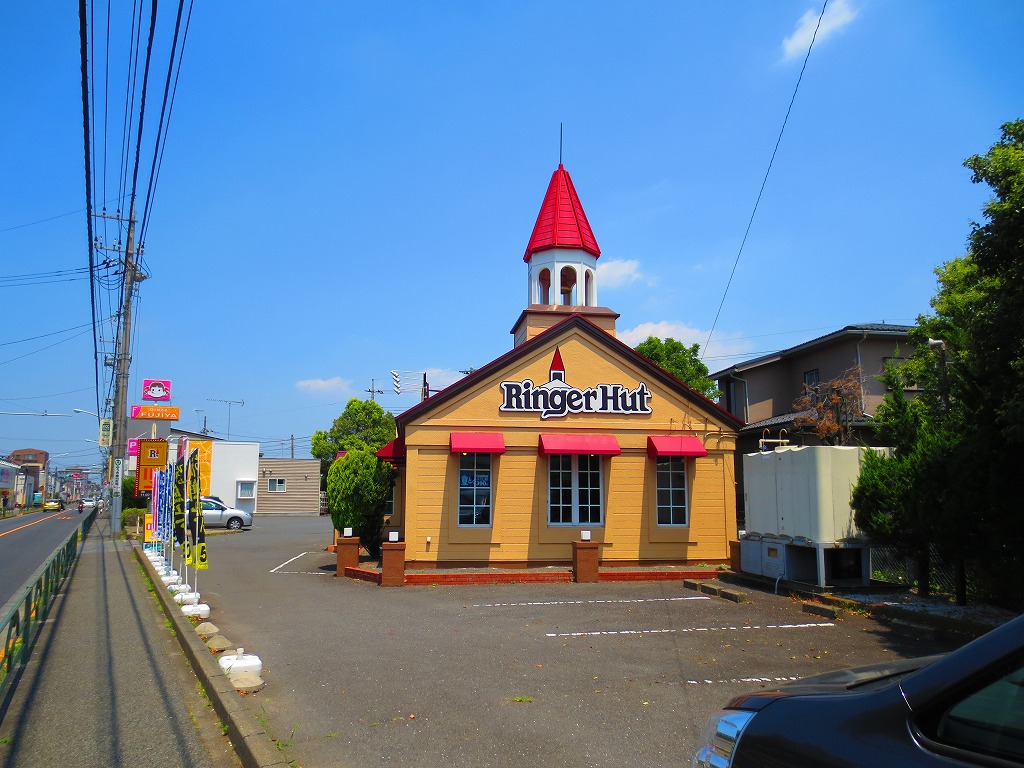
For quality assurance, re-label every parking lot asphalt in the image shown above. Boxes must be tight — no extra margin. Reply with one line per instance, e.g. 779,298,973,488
191,516,967,768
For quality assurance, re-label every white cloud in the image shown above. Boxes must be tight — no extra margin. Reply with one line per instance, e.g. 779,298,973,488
294,376,352,395
597,259,643,288
619,321,756,368
782,0,857,62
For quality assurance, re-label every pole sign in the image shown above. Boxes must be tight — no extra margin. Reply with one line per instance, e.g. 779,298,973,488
130,404,180,420
112,458,124,496
141,379,172,401
98,418,113,447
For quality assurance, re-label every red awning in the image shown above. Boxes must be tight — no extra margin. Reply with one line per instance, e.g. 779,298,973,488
538,434,620,456
646,435,708,458
375,437,406,464
450,432,506,454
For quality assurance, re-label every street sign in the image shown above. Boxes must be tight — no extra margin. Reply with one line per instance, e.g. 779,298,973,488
112,458,124,495
98,418,113,447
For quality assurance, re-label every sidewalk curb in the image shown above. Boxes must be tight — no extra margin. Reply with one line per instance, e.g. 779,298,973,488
133,546,290,768
718,570,995,639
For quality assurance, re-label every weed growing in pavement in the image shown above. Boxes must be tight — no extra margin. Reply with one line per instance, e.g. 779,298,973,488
510,696,534,703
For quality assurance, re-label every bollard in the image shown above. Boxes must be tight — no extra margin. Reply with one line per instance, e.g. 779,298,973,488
572,540,600,583
336,535,361,577
381,541,406,587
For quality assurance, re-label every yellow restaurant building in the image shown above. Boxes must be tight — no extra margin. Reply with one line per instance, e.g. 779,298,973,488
377,164,744,569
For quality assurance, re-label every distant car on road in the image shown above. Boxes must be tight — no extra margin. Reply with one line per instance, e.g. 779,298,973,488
199,496,252,530
43,499,61,510
693,613,1024,768
82,498,97,511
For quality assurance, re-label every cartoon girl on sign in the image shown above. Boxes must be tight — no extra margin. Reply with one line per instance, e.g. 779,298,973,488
143,380,171,401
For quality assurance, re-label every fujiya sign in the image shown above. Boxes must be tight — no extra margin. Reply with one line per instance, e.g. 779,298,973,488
499,348,652,420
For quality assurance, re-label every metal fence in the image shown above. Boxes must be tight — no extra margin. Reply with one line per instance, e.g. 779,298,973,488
870,545,957,595
0,509,97,704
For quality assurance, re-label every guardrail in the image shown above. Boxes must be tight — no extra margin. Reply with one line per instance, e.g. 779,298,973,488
0,509,97,704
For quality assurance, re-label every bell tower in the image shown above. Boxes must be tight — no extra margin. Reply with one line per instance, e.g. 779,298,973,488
511,164,619,347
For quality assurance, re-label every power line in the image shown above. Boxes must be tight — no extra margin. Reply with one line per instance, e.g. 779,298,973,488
0,321,100,348
702,0,830,361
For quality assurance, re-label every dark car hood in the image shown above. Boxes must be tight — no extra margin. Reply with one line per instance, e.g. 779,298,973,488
729,655,943,710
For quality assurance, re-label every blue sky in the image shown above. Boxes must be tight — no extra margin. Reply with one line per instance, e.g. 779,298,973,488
2,1,1022,470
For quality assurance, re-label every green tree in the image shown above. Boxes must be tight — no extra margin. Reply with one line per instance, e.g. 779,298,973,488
854,121,1024,607
957,120,1024,607
326,448,394,559
311,398,396,483
633,336,720,399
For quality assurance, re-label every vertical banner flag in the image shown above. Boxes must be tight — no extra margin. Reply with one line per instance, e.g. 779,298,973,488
173,454,186,551
160,465,172,542
178,438,191,563
188,447,208,570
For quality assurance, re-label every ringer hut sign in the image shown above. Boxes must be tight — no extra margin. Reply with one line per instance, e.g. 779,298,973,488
499,348,652,420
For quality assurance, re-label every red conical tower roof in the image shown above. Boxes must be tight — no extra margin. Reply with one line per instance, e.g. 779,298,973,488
523,164,601,262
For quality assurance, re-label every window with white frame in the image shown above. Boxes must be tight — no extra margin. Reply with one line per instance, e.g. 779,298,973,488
268,478,286,493
548,454,602,525
237,480,255,499
458,453,492,526
655,456,688,526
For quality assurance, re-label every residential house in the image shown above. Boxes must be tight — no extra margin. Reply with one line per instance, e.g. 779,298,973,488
257,458,321,515
710,323,913,526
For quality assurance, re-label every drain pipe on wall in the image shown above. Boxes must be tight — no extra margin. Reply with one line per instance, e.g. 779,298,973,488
855,331,868,415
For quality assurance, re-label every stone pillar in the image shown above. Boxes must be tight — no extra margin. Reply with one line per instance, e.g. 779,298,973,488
572,540,599,583
381,541,406,587
336,536,361,577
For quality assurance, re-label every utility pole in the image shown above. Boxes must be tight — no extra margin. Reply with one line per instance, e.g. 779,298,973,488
94,205,144,535
364,380,384,401
208,398,244,440
290,434,295,459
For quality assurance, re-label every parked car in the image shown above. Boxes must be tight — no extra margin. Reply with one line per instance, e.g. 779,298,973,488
693,613,1024,768
199,496,252,530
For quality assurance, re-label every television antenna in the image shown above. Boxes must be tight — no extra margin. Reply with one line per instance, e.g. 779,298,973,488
207,398,244,440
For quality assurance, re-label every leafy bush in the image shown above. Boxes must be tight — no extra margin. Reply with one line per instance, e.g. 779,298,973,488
121,507,148,528
326,448,394,559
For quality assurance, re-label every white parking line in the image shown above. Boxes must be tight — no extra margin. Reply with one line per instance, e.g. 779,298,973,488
685,675,802,686
270,552,310,573
546,621,834,638
473,596,711,608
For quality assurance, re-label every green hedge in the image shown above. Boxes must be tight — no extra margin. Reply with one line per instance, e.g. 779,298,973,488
121,507,148,528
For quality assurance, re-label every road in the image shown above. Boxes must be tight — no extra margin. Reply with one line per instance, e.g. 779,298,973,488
0,506,92,614
190,516,968,768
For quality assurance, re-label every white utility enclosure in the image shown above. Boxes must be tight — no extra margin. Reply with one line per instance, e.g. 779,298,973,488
740,446,875,588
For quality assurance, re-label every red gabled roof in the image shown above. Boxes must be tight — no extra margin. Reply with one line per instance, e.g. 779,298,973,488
523,164,601,262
